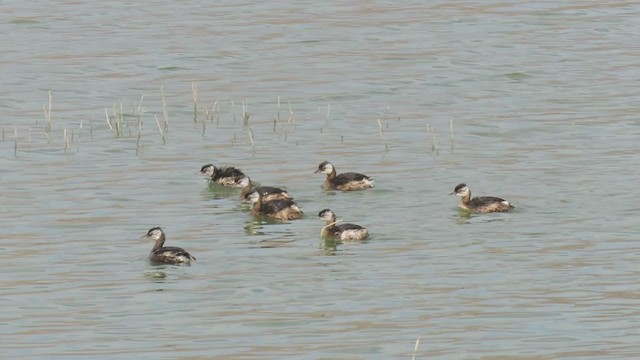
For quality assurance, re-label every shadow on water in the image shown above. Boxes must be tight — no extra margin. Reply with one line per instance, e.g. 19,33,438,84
319,235,370,256
451,208,516,225
201,181,243,200
248,238,300,249
319,237,340,256
451,208,473,224
243,216,299,236
144,270,167,282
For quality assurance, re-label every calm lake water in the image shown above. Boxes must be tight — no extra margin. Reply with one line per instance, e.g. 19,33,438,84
2,1,640,359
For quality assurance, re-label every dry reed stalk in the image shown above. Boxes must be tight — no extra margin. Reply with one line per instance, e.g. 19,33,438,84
118,103,124,137
110,103,124,138
411,336,420,360
192,81,198,122
63,128,69,153
104,108,113,130
426,124,439,154
248,126,256,153
230,100,237,122
136,111,143,151
160,85,169,131
377,118,389,153
136,95,144,131
43,90,52,133
288,99,295,124
449,117,455,151
154,115,166,144
212,95,220,124
242,99,249,126
276,96,281,124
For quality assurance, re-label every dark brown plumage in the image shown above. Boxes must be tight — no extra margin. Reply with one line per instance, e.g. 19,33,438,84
247,191,303,221
450,183,514,213
143,227,196,265
239,177,291,203
314,161,374,191
200,163,248,188
318,208,369,241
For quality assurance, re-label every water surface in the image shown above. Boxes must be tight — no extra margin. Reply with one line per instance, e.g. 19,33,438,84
2,1,640,359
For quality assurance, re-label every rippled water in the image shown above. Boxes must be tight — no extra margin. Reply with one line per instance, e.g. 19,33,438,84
2,1,640,359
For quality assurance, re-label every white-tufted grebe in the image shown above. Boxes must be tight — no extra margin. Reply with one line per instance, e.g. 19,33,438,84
247,190,303,220
450,183,514,213
314,161,374,191
238,177,291,203
143,227,196,265
199,163,248,188
318,208,369,241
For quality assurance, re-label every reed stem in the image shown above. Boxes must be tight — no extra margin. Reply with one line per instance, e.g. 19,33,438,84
411,336,420,360
43,90,52,133
154,114,166,144
276,96,281,124
248,126,255,153
192,81,198,122
212,94,219,124
105,108,113,130
378,118,389,153
242,99,249,126
426,124,439,155
160,85,169,131
288,99,295,124
63,128,69,153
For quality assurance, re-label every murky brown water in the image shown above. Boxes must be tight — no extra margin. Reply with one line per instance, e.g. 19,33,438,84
2,1,640,359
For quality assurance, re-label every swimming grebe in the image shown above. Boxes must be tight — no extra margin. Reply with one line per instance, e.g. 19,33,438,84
143,227,196,265
318,208,369,241
238,177,291,203
199,163,249,188
247,190,304,220
450,183,514,213
314,161,374,191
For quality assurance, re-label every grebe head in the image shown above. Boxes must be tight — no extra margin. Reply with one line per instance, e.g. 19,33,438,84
199,164,215,177
318,208,337,222
450,183,470,197
314,161,333,175
237,176,251,188
143,227,164,241
246,190,260,204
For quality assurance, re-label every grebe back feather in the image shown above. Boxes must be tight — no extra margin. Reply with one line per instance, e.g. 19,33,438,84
199,163,248,188
247,191,303,220
239,177,291,202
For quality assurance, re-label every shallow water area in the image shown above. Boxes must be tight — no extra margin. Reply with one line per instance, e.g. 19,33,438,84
2,1,640,359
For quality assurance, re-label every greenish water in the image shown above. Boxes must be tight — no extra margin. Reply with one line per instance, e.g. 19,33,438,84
2,1,640,359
